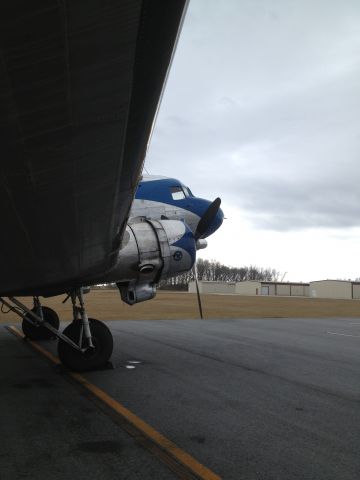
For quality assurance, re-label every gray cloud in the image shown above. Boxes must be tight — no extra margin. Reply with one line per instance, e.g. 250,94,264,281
146,0,360,231
225,177,360,231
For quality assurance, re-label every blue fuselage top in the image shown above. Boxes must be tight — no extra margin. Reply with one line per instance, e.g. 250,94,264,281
135,176,224,239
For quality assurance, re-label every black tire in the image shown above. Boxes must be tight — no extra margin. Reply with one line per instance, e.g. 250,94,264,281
22,306,60,341
58,319,113,372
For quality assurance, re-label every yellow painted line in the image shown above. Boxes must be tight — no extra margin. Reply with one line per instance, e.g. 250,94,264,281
7,325,61,364
7,325,221,480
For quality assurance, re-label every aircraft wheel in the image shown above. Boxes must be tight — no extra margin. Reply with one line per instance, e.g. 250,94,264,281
22,306,60,341
58,319,113,372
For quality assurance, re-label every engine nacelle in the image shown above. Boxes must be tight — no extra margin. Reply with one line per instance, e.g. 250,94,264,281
105,219,196,305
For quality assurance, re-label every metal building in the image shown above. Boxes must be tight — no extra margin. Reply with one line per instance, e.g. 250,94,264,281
234,281,261,296
310,280,360,299
236,281,309,297
188,279,360,299
188,281,236,295
189,280,309,296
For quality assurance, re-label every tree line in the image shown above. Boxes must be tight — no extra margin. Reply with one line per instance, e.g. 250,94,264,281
158,259,280,291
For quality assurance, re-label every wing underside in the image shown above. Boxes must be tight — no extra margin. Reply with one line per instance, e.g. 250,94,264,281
0,0,187,296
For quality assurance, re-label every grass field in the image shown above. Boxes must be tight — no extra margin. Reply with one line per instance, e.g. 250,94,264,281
1,289,360,324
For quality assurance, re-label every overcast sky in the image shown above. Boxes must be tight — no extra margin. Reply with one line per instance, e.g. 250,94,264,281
146,0,360,282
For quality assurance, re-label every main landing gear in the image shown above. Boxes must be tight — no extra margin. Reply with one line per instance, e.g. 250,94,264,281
22,297,60,340
58,290,113,371
0,288,113,372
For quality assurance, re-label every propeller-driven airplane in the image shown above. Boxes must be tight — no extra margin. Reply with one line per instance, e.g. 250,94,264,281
109,174,223,306
0,1,223,372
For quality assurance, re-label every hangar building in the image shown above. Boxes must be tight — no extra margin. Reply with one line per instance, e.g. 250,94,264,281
188,281,309,296
235,281,309,297
310,280,360,299
188,279,360,299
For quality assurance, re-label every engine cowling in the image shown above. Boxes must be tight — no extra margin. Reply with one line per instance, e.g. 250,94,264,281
105,219,196,305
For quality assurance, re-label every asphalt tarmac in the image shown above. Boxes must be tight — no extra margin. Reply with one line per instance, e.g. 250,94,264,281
2,317,360,479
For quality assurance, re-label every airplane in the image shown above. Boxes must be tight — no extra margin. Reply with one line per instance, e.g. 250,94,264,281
1,173,223,371
101,174,224,306
0,1,223,372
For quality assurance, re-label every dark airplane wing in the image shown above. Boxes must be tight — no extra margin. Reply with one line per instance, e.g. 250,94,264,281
0,0,188,296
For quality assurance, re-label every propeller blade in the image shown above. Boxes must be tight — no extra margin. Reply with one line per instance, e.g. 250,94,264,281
194,197,221,241
193,261,203,319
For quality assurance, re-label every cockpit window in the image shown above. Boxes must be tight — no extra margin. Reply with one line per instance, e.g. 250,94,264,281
170,186,186,200
184,187,193,197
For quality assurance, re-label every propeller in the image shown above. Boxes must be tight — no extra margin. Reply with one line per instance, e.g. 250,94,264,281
194,197,222,241
193,197,222,319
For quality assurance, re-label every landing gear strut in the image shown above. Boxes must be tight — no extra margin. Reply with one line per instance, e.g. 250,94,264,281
22,297,60,340
58,289,113,372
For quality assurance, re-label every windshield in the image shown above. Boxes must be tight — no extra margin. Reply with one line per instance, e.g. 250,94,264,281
170,186,186,200
183,186,194,197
